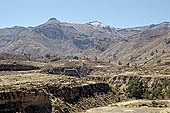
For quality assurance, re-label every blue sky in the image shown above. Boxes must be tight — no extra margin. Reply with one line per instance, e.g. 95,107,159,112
0,0,169,28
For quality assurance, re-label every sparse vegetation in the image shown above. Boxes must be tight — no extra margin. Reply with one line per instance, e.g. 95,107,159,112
155,49,158,53
1,18,170,113
126,78,170,100
118,61,122,65
150,51,154,56
45,54,51,59
157,59,162,64
73,56,79,60
147,59,157,66
126,79,145,99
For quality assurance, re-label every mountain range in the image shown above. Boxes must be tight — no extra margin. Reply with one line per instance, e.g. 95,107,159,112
0,18,170,65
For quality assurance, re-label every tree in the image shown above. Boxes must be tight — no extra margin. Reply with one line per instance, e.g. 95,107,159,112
157,59,162,64
130,55,134,61
162,50,166,55
155,49,158,53
126,79,144,99
45,54,51,59
165,85,170,98
152,85,163,99
118,61,122,65
94,56,98,61
73,56,79,60
113,54,116,59
126,63,130,67
150,51,154,56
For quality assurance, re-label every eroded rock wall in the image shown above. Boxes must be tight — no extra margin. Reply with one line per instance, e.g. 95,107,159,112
0,82,116,113
0,89,51,113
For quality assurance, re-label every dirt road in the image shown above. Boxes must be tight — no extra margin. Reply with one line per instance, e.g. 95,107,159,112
85,107,163,113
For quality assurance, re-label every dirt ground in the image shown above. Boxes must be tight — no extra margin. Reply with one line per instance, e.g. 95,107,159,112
82,100,170,113
84,107,163,113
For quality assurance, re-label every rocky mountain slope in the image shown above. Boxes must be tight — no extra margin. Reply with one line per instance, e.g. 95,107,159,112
0,18,121,57
102,22,170,65
0,18,170,65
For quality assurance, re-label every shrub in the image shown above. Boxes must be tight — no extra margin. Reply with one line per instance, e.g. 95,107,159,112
143,83,163,100
45,54,51,59
157,59,162,64
150,51,154,56
118,61,122,65
126,79,145,99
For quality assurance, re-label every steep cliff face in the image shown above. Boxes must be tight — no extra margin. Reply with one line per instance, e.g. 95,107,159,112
48,83,111,102
1,74,170,113
0,81,116,113
0,89,51,113
47,82,116,113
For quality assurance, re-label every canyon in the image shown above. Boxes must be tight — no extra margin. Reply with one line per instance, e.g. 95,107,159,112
0,57,170,113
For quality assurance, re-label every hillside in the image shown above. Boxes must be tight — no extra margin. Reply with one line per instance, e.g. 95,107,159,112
102,22,170,65
0,18,121,58
0,18,170,65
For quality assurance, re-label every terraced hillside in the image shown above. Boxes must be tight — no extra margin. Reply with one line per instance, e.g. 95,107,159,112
0,57,170,113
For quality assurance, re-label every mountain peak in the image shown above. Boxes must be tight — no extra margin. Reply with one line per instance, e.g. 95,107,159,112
161,22,170,24
47,18,60,24
88,21,107,27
